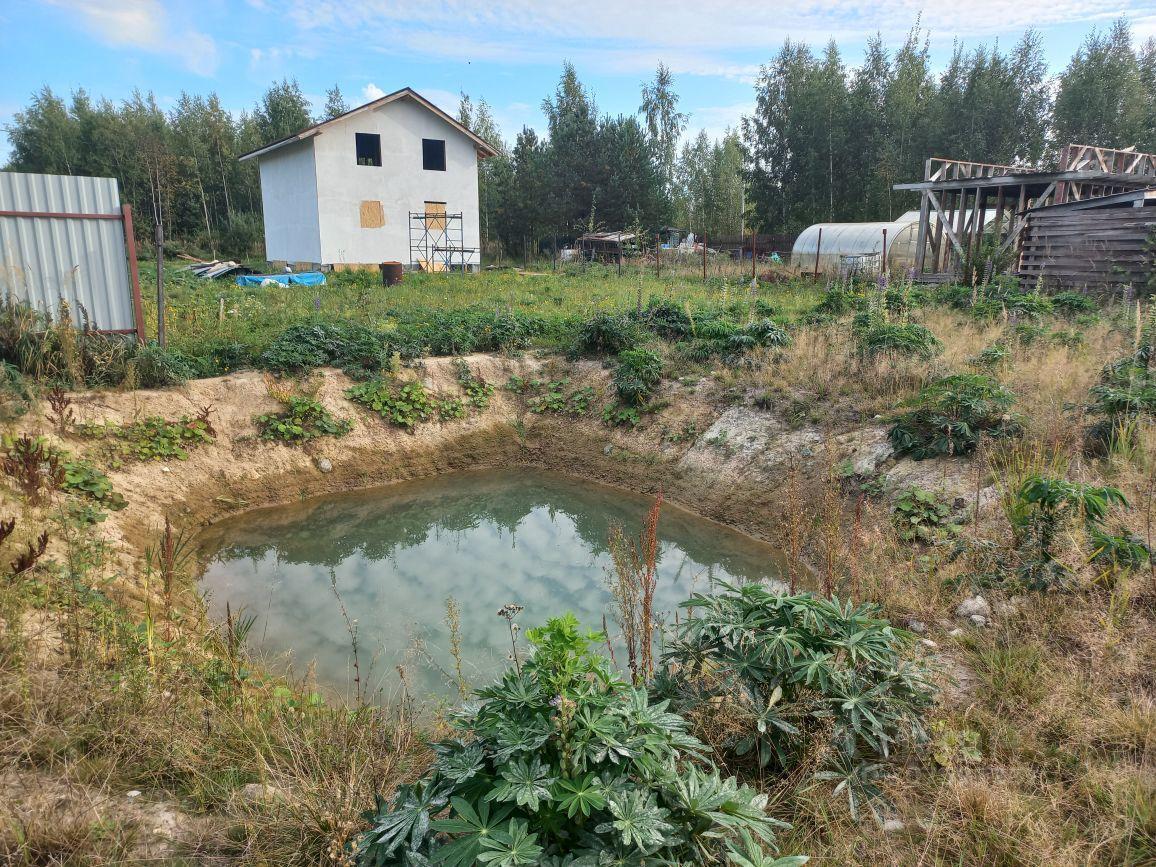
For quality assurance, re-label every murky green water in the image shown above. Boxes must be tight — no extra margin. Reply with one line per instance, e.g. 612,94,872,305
196,469,790,701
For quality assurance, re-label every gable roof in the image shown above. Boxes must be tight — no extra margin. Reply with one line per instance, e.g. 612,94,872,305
238,87,498,162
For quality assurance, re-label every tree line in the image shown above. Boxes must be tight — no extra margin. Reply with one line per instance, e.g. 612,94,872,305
743,19,1156,232
5,18,1156,258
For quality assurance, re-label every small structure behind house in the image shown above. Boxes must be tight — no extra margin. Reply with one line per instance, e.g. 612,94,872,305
0,171,144,339
576,231,637,263
240,87,497,273
1017,187,1156,293
894,145,1156,283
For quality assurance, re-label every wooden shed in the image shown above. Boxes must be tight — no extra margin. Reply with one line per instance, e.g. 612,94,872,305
1017,188,1156,293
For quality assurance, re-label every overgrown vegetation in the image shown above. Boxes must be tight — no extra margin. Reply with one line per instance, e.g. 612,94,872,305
2,264,1154,866
354,613,805,865
889,374,1020,459
77,410,216,462
658,584,934,821
256,395,354,443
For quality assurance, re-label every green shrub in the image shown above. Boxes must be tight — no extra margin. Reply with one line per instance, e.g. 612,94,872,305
0,362,33,419
180,339,255,377
673,339,718,363
353,614,802,865
658,585,933,820
261,322,388,376
346,379,435,430
1011,475,1128,589
728,319,792,352
814,285,857,315
968,343,1008,371
613,348,662,406
639,299,693,340
134,342,195,387
602,404,641,427
217,212,263,259
79,414,215,462
453,360,495,409
255,396,353,443
854,318,941,360
395,307,542,355
889,374,1020,459
892,487,960,543
61,457,127,510
576,313,642,355
1086,348,1156,454
1003,292,1053,318
1051,291,1098,318
526,379,594,416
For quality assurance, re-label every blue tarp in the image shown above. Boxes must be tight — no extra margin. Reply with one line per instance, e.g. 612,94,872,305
235,272,326,287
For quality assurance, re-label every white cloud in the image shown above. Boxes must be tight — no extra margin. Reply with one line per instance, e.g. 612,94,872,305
44,0,219,75
276,0,1154,77
687,101,755,142
415,87,461,115
362,83,386,101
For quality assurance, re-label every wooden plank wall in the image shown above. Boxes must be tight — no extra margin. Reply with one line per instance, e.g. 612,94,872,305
1018,208,1155,292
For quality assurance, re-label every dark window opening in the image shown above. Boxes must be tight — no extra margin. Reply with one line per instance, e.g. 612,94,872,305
422,138,446,171
356,133,381,166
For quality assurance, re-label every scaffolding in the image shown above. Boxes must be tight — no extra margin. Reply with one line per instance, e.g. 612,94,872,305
408,210,476,271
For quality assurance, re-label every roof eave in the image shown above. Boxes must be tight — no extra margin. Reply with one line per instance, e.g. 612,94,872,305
237,87,499,162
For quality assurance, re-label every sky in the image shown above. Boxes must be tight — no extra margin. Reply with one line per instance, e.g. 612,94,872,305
2,0,1156,163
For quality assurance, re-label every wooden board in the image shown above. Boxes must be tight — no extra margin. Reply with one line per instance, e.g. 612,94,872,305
424,201,446,232
359,200,385,229
1018,208,1155,291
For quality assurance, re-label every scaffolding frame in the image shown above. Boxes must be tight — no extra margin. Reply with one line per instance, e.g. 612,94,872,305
408,210,476,271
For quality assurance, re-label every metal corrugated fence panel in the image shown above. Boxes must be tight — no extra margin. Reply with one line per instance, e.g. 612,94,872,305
0,171,135,332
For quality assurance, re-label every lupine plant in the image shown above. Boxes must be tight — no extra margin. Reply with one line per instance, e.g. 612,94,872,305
656,584,934,821
889,374,1020,459
353,614,806,866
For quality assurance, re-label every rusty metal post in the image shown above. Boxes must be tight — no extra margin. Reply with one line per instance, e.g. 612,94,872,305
881,227,888,278
656,234,661,278
121,204,145,343
813,227,823,277
751,232,757,281
702,234,707,281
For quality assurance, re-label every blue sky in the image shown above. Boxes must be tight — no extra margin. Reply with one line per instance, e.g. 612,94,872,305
3,0,1156,163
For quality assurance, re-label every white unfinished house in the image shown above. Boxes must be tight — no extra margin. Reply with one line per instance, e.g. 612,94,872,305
240,87,496,271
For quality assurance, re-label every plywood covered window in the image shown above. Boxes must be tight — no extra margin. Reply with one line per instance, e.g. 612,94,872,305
422,138,446,171
360,200,385,228
424,201,446,231
356,133,381,166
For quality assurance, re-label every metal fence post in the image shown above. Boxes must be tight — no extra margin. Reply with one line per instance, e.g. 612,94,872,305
121,204,146,342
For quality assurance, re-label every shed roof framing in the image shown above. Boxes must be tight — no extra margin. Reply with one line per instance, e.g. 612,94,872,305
897,144,1156,281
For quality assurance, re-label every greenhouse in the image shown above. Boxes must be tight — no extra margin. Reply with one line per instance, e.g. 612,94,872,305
791,210,995,276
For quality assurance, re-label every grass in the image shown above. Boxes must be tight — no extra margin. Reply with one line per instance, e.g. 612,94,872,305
0,505,429,864
1,266,1154,864
139,259,822,364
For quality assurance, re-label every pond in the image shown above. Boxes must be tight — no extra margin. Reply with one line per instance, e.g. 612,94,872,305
196,468,791,701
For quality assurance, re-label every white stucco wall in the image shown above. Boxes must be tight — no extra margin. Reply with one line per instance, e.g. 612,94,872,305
310,97,481,267
256,139,321,263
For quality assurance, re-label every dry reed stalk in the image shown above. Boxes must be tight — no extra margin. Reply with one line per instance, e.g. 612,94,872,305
607,490,663,684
